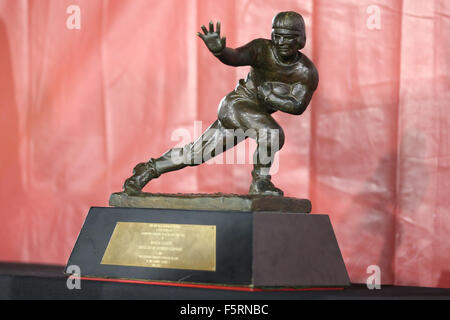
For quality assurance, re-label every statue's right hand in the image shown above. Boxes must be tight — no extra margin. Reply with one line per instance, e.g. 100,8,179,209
197,21,226,55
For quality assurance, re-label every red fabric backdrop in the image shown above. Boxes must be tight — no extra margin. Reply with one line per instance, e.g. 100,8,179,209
0,0,449,288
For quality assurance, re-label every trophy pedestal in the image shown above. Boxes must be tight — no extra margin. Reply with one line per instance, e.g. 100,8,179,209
109,192,312,214
66,196,350,289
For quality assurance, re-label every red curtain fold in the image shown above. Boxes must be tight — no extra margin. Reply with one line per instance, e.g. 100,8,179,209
0,0,448,288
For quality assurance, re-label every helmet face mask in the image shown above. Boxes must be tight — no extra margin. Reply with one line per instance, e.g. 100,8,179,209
271,12,306,59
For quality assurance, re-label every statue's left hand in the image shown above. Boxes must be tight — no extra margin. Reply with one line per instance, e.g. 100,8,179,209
197,21,226,55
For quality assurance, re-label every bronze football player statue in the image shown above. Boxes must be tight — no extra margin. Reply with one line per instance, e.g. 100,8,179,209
123,11,318,197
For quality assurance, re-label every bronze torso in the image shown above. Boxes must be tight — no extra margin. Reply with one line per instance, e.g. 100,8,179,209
244,39,317,90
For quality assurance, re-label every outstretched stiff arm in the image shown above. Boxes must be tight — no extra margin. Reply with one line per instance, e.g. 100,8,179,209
197,21,318,116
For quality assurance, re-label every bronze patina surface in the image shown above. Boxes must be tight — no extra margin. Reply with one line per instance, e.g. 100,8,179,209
109,192,312,213
119,11,318,198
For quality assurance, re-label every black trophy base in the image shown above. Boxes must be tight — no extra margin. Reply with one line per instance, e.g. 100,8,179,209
66,207,350,289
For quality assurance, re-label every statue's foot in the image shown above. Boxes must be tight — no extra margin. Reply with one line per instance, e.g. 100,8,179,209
123,177,142,196
249,177,284,197
123,160,160,196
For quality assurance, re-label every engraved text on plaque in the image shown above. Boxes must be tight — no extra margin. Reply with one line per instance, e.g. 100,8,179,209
101,222,216,271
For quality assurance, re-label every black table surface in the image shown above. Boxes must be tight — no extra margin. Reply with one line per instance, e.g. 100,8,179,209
0,262,449,300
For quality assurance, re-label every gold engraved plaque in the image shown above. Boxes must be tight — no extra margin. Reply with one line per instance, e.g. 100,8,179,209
101,222,216,271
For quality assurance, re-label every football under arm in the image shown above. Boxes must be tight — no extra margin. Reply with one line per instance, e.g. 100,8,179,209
264,82,316,115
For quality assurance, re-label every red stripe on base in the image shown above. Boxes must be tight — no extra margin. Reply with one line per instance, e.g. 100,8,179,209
78,277,344,292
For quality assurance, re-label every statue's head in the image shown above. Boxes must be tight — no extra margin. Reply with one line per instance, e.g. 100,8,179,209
271,12,306,60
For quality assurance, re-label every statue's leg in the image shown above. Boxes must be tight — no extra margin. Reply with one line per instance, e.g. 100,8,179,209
123,120,244,195
154,120,244,174
222,101,285,196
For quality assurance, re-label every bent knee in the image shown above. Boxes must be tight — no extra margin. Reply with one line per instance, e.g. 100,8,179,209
217,96,240,129
272,129,285,150
259,127,285,150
